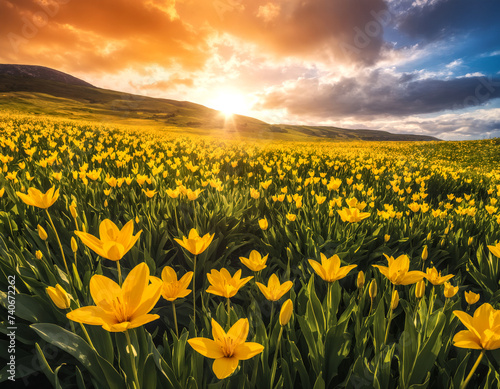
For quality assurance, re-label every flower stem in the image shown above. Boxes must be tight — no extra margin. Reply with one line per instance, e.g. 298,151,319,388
270,326,284,388
172,301,178,337
383,284,396,346
193,255,197,325
117,261,122,286
226,297,231,330
460,350,485,389
46,210,69,276
270,303,275,330
125,330,141,389
327,282,333,327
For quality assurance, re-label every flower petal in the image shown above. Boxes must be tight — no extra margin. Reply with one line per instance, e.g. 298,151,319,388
212,357,239,379
452,330,482,349
188,338,225,359
232,342,264,360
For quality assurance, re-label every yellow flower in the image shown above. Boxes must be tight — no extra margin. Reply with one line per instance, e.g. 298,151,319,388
337,207,370,223
372,254,426,285
444,282,459,298
174,228,214,255
46,284,70,309
453,303,500,350
166,188,180,198
250,188,260,199
424,267,454,285
71,237,78,253
256,274,293,301
206,268,253,298
286,213,296,222
161,266,193,301
35,250,43,260
75,219,142,261
279,299,293,326
239,250,268,272
415,280,425,299
488,243,500,258
465,291,480,305
384,234,390,242
188,318,264,379
308,253,357,283
66,263,162,332
142,188,157,198
186,188,203,201
16,186,59,209
258,217,269,230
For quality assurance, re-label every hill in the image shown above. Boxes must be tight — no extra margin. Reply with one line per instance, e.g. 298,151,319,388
0,64,439,141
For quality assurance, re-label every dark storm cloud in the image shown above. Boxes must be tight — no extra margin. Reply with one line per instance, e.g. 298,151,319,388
258,72,500,118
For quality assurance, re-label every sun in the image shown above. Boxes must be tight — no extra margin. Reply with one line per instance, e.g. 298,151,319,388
210,91,248,118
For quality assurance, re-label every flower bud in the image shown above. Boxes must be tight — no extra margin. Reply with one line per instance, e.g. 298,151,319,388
35,250,43,260
467,237,473,246
426,232,432,241
70,204,77,219
46,284,71,309
421,245,428,261
390,290,399,310
369,279,377,299
384,234,390,242
71,237,78,253
415,280,425,299
279,299,293,326
357,271,365,289
37,224,48,241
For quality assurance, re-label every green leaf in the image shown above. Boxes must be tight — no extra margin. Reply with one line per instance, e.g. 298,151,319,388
30,323,125,389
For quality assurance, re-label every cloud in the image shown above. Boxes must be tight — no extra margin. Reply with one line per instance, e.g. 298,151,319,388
397,0,500,42
257,71,500,119
0,0,211,74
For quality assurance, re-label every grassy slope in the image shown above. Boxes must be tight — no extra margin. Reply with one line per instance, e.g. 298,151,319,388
0,74,439,141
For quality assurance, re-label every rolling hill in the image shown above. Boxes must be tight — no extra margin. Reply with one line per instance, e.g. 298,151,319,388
0,64,439,141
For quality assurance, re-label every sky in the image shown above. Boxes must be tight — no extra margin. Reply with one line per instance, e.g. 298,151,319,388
1,0,499,140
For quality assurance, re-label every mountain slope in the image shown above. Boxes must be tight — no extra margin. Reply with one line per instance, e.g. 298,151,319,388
0,64,440,141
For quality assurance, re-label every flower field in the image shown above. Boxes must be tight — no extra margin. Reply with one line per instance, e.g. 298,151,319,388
1,113,500,388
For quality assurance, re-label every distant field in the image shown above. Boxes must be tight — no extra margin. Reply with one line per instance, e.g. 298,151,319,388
0,113,499,388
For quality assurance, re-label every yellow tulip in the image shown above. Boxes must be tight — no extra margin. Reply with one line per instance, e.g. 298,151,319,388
373,254,426,285
67,263,162,332
161,266,193,301
206,268,253,298
258,217,269,230
465,291,480,305
421,245,428,261
279,299,293,326
424,266,454,285
256,274,293,301
75,219,142,261
453,303,500,350
16,186,59,209
175,228,214,256
444,282,459,298
239,250,268,272
188,318,264,379
46,284,70,309
337,207,370,223
308,253,357,283
35,250,43,260
488,242,500,258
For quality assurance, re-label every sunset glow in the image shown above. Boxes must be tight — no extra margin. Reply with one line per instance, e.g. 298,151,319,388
0,0,499,139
